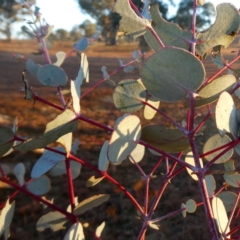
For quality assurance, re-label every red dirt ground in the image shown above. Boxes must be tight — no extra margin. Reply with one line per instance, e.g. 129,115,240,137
0,38,239,240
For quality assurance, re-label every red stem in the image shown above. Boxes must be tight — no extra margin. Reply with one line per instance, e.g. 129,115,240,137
65,157,78,223
69,154,143,215
0,176,75,222
202,55,240,87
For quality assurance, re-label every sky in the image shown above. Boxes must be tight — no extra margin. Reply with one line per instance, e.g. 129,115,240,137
9,0,240,39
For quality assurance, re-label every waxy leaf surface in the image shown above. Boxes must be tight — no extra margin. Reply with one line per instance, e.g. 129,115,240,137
215,92,238,137
203,134,233,164
113,79,146,113
14,110,78,153
74,194,110,216
0,126,14,156
141,125,190,152
63,222,85,240
36,211,67,232
113,0,151,36
196,3,240,56
26,175,50,195
37,64,68,87
108,115,141,164
184,75,236,108
144,4,192,51
141,47,205,102
218,191,238,212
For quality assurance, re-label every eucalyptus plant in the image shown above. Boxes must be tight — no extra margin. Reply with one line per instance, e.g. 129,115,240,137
0,0,240,239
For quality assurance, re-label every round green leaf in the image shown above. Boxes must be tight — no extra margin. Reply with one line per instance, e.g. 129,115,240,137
224,159,235,172
26,175,51,196
205,175,216,198
212,197,229,234
37,64,68,87
141,125,190,153
108,115,141,164
216,92,237,137
218,191,238,212
141,47,205,102
113,79,146,113
98,141,109,172
203,134,233,164
224,173,240,188
184,75,236,109
26,59,40,76
185,199,197,213
13,163,25,186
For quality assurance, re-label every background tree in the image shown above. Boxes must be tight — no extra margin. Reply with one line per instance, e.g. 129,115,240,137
171,0,215,30
79,19,96,38
78,0,171,45
0,0,35,41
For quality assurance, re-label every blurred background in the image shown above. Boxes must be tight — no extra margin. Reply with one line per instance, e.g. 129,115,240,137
0,0,239,44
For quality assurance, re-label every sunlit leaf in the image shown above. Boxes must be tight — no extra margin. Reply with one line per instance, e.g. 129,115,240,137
205,175,216,198
49,160,81,180
149,222,160,230
26,59,41,76
144,4,192,51
185,199,197,213
37,64,68,87
108,115,141,164
212,197,229,234
129,144,145,163
13,163,25,186
196,3,240,56
54,51,66,67
71,53,89,114
203,134,233,164
74,37,88,51
86,176,104,187
26,175,50,195
63,222,85,240
14,110,78,153
215,92,237,137
113,0,151,36
141,125,190,153
0,198,15,238
113,79,146,113
95,221,105,238
185,151,203,181
0,126,14,156
144,96,160,120
31,147,65,178
141,47,205,102
218,191,238,212
66,197,79,213
73,194,110,216
184,75,236,108
98,141,109,172
36,211,67,232
57,132,72,154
